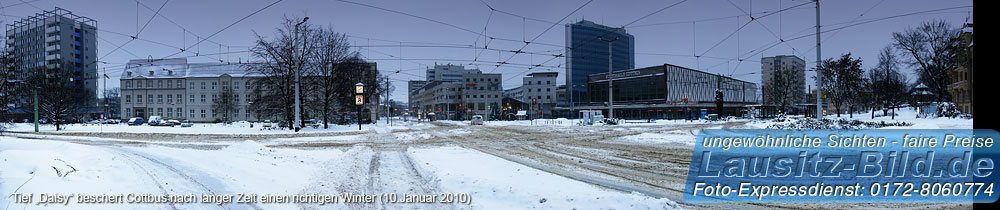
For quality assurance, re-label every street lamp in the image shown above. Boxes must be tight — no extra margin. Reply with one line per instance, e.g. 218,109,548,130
387,70,399,126
598,36,620,122
293,16,309,132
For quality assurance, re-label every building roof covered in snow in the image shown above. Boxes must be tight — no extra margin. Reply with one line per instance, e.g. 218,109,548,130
120,58,261,79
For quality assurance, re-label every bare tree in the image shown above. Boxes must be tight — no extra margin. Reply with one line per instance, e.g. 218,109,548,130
816,53,865,118
103,87,121,119
892,20,960,103
867,46,911,119
212,86,237,123
310,26,352,129
0,49,18,128
763,67,802,114
248,16,318,126
28,61,91,130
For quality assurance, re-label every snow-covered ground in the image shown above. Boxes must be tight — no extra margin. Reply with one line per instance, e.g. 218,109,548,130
746,107,973,129
0,119,682,209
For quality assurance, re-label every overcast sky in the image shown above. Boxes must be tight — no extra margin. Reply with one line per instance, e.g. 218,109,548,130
1,0,973,102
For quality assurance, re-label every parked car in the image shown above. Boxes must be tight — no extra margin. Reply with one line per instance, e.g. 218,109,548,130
127,117,144,126
167,120,181,126
471,115,484,125
147,116,163,126
180,120,194,127
263,120,272,128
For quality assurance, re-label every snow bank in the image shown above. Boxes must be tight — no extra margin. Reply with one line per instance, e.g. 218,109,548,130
408,146,679,209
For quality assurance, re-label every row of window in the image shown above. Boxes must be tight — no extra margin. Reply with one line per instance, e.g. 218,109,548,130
524,80,553,85
124,80,252,90
124,94,251,104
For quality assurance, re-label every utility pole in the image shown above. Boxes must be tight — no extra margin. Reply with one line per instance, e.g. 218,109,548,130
293,17,309,132
34,88,38,132
598,36,619,121
814,0,823,119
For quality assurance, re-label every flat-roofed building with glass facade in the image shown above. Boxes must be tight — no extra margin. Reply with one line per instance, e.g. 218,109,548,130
584,64,758,119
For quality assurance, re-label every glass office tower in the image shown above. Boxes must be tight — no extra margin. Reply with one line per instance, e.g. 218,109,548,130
564,20,634,109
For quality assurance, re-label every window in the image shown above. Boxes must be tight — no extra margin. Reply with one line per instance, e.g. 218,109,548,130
222,81,229,90
147,95,153,104
234,82,240,90
125,95,131,104
190,82,195,89
190,95,195,103
137,95,143,104
177,80,183,88
176,108,183,118
201,82,206,89
167,108,172,118
136,81,143,88
177,94,183,104
246,95,251,102
157,108,163,116
234,95,240,103
245,81,251,90
157,80,163,88
167,80,173,88
126,108,131,117
147,81,152,88
212,82,217,90
201,109,206,118
201,95,206,103
157,95,163,104
125,81,132,89
212,94,217,103
167,95,173,104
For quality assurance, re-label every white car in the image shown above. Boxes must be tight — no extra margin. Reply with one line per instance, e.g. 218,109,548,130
180,120,194,127
167,120,181,126
471,115,484,125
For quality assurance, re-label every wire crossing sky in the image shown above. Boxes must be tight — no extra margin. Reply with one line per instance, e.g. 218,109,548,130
0,0,973,102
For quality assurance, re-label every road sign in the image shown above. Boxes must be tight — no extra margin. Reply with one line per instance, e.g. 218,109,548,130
355,86,364,94
355,95,364,105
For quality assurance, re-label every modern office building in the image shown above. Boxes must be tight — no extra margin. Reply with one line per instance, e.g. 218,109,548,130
503,86,524,102
565,20,634,109
5,7,98,106
407,80,426,111
761,55,806,112
584,64,758,119
410,68,502,120
425,63,467,82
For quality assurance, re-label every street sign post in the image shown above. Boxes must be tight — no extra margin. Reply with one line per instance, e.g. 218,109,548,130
356,83,364,131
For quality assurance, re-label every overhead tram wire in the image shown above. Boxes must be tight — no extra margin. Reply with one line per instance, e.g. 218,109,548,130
92,0,171,69
135,0,236,52
489,0,593,73
160,0,283,59
724,4,974,78
798,0,887,57
697,0,811,59
477,0,559,25
330,0,563,49
738,4,974,66
724,0,807,77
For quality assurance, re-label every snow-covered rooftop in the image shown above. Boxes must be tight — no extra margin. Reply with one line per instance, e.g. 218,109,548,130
120,58,261,79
